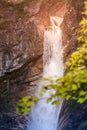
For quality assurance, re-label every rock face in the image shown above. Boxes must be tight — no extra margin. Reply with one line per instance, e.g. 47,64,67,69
59,101,87,130
0,0,67,129
62,0,84,62
59,1,87,130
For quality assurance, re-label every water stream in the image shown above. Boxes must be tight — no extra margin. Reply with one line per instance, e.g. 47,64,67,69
27,17,64,130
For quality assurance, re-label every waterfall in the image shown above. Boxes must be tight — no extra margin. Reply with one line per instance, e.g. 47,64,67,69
27,17,64,130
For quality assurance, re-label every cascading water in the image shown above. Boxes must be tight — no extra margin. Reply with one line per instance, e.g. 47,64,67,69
27,17,64,130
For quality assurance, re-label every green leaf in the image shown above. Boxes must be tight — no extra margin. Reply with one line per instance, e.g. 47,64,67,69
52,100,60,105
77,98,84,104
72,84,77,90
79,91,86,96
66,95,71,100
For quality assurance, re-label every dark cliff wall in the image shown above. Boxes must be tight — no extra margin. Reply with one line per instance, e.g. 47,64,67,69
59,1,87,130
59,100,87,130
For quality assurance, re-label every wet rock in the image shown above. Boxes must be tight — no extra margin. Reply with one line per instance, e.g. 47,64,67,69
59,101,87,130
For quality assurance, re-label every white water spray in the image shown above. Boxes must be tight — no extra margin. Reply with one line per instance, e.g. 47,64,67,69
27,17,64,130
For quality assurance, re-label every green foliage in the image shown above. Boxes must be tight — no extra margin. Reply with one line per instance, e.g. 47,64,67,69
17,96,39,115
